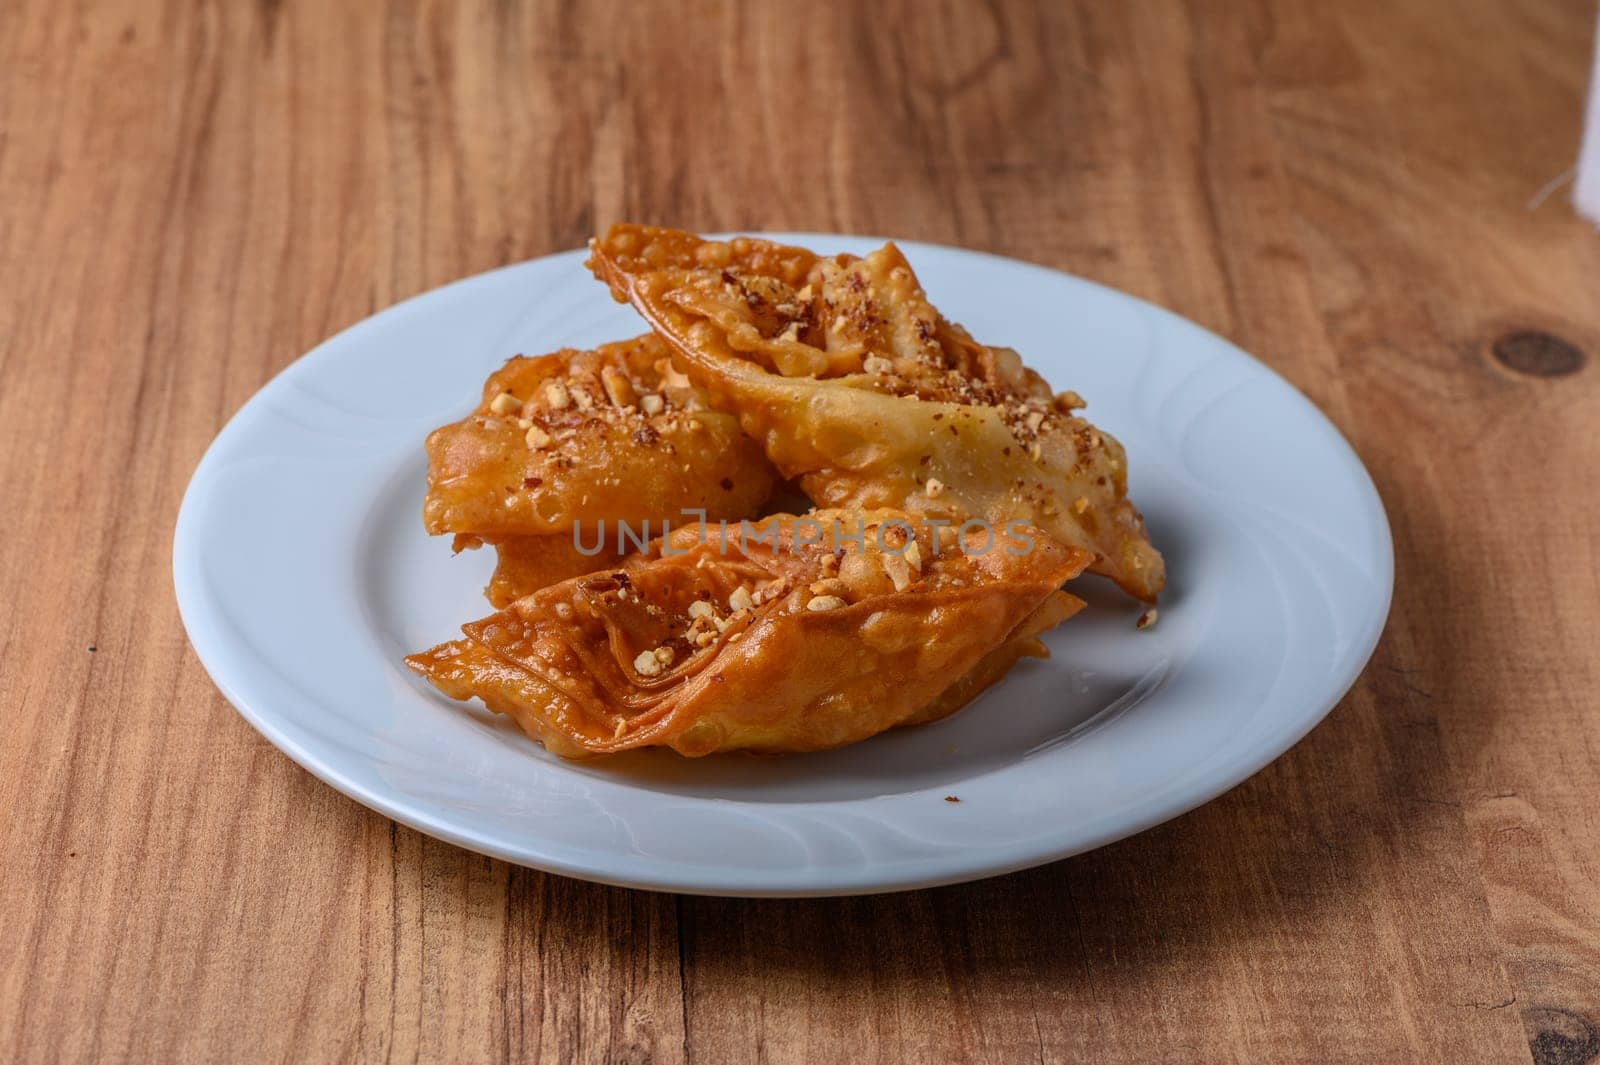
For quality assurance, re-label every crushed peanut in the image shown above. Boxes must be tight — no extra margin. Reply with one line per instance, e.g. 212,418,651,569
525,424,552,449
639,393,665,416
862,355,893,375
489,391,521,415
1137,607,1159,630
687,600,716,621
806,595,847,612
904,540,923,571
882,552,912,592
544,381,571,409
1025,410,1045,432
601,366,636,408
1072,496,1090,514
633,650,662,677
728,586,754,612
653,646,675,667
808,578,849,597
924,477,946,498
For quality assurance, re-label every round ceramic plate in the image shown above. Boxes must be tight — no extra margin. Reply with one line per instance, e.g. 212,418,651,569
173,235,1392,897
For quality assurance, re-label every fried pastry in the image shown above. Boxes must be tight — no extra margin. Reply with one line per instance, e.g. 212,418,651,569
587,225,1165,602
407,510,1091,757
423,333,779,600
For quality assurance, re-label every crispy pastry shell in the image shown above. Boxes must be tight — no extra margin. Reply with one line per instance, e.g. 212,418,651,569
408,511,1091,757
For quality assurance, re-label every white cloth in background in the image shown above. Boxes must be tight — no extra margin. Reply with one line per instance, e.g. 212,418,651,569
1578,9,1600,222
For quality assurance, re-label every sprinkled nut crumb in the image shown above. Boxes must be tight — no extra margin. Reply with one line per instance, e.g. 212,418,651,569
653,646,675,666
796,284,814,301
924,477,946,498
657,360,692,389
517,417,533,430
904,540,923,570
862,355,893,375
601,367,635,407
808,578,849,597
1028,442,1042,461
633,650,662,677
489,391,521,415
544,381,571,409
525,424,552,449
1025,410,1045,432
612,719,628,738
832,314,848,332
573,386,595,412
881,552,912,591
693,631,716,647
728,586,754,612
687,600,716,620
639,393,665,416
1137,607,1159,630
806,595,846,612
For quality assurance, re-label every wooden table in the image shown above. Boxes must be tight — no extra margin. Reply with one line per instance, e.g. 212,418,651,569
4,2,1598,1062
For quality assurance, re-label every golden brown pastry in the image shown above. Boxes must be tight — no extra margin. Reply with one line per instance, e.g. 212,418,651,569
423,333,779,602
407,510,1091,757
587,225,1165,602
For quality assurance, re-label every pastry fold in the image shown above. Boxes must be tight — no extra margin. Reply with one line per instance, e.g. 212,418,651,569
408,510,1091,757
588,225,1164,602
422,333,779,601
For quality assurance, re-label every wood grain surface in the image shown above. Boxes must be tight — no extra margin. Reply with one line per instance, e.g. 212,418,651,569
3,1,1598,1062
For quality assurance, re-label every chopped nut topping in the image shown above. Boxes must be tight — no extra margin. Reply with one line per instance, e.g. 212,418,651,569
1072,496,1090,514
517,417,533,430
489,391,521,415
525,424,552,449
687,600,716,620
573,385,595,412
904,540,923,571
1025,410,1045,432
1137,607,1159,630
796,284,814,301
808,578,849,597
1028,442,1042,461
633,650,662,677
601,366,636,408
862,355,893,375
653,646,676,667
881,552,912,592
639,393,665,416
924,477,946,498
657,360,692,390
806,595,847,612
728,586,754,612
693,630,716,648
544,381,571,409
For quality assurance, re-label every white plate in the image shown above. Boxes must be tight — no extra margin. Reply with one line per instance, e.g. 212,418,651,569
173,235,1392,897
